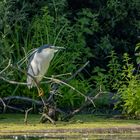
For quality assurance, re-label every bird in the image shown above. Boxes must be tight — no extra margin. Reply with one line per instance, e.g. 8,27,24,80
27,44,64,95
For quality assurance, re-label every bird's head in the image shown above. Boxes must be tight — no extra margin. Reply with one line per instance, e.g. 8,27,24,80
49,45,65,52
38,44,65,53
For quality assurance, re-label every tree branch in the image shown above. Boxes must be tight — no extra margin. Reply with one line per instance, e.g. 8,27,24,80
3,96,43,105
0,98,6,113
24,107,33,125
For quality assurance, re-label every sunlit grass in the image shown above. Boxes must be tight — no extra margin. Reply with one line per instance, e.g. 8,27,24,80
0,114,139,132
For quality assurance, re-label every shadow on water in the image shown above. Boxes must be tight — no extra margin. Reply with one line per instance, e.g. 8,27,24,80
1,134,140,140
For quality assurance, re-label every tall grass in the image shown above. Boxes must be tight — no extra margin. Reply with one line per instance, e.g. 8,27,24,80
0,1,92,108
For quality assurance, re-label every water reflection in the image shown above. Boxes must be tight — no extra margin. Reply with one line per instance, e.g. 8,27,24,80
0,134,140,140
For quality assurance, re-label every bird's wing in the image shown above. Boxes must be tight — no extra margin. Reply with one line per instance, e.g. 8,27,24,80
27,48,41,88
27,53,40,76
27,49,38,65
27,48,39,72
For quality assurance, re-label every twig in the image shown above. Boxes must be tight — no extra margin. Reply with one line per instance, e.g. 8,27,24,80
0,76,29,85
51,73,72,78
40,113,55,124
0,98,6,113
39,106,56,124
0,76,51,85
6,105,24,112
24,107,33,125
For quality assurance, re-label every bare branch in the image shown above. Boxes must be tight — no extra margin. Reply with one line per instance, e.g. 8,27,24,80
40,113,55,124
0,76,29,85
3,96,43,105
0,97,25,113
0,98,6,113
51,73,72,78
24,107,33,125
6,105,24,112
0,76,51,86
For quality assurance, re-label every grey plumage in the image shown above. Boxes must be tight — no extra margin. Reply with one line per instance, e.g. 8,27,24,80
27,44,63,88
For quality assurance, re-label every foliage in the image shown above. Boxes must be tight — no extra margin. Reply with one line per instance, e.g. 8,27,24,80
135,43,140,64
114,53,140,118
107,51,122,90
57,79,92,109
0,0,140,116
0,0,92,109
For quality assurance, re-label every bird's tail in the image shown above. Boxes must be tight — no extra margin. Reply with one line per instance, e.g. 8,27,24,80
27,76,34,89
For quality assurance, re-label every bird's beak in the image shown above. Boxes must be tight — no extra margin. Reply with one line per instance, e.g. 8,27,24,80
51,46,65,50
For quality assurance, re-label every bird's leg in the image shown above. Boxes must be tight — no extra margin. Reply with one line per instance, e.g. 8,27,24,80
35,80,44,97
38,87,44,97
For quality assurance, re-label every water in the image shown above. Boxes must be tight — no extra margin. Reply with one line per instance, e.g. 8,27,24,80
0,134,140,140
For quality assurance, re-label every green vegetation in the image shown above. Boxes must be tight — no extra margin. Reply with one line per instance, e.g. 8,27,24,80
0,0,140,118
0,114,140,131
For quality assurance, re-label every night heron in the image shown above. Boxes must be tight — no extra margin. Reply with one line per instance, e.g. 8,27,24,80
27,44,64,96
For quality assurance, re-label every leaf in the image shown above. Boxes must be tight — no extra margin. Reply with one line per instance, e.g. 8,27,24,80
136,57,140,64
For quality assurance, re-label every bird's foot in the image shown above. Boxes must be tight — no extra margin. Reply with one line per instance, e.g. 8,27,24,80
38,88,44,97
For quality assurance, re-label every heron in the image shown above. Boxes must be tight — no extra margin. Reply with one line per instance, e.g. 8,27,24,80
27,44,64,96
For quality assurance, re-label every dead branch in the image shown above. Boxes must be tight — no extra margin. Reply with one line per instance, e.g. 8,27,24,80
39,106,55,124
1,95,66,115
0,60,101,122
0,98,6,113
24,107,33,125
0,76,29,85
0,97,25,113
40,113,55,124
0,76,51,86
3,96,43,106
6,105,24,112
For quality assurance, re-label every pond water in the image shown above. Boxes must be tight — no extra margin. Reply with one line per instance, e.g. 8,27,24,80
1,134,140,140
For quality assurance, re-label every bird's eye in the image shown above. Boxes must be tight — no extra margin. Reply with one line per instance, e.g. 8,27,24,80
49,46,55,49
